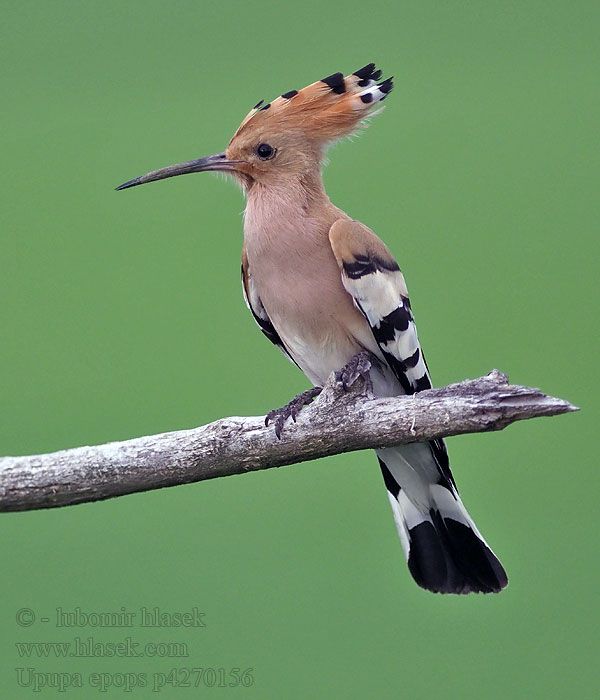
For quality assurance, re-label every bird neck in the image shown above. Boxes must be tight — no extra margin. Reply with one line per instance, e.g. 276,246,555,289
244,171,343,249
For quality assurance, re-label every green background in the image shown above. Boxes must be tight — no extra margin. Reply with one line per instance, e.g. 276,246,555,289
1,1,597,697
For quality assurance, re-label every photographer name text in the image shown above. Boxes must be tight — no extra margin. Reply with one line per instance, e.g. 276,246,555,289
16,606,206,628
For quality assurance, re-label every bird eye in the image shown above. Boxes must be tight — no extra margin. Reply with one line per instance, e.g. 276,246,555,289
256,143,276,160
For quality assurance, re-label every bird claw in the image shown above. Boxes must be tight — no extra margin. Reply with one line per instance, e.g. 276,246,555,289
335,351,375,393
265,387,322,439
265,352,375,438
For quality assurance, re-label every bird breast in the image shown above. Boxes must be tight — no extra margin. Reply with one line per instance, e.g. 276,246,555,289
243,193,379,384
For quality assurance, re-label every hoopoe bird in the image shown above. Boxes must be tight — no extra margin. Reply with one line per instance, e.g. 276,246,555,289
117,64,508,594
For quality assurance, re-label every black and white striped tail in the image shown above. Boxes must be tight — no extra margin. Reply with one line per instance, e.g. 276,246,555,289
378,446,508,594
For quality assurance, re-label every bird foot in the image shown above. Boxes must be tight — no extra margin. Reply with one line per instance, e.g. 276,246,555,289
334,351,375,392
265,387,322,439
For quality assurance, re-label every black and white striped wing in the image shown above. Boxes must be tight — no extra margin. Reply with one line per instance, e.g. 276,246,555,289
329,219,456,488
344,262,432,395
328,219,430,395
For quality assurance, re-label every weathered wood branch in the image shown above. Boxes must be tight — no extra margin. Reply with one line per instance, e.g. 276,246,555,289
0,370,577,512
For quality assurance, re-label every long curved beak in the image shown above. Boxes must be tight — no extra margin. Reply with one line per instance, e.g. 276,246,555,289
115,152,241,191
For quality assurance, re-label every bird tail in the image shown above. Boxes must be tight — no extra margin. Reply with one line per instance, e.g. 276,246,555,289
377,445,508,594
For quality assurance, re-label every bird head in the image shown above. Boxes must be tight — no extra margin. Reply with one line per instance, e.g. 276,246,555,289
116,64,392,192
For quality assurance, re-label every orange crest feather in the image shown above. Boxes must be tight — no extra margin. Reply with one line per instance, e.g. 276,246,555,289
231,63,393,145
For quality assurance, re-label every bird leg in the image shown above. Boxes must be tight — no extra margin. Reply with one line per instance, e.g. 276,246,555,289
265,351,377,439
265,387,323,440
334,350,375,393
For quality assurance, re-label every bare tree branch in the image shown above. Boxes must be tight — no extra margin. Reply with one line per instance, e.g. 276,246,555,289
0,370,577,512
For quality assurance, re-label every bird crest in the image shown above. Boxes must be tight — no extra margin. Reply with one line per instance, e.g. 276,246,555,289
231,63,393,145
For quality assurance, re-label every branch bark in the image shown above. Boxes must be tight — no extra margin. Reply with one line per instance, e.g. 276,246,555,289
0,370,577,512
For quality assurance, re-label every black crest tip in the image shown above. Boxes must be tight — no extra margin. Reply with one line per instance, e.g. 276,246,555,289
379,77,393,94
353,63,376,80
253,99,264,110
321,72,346,94
281,89,298,99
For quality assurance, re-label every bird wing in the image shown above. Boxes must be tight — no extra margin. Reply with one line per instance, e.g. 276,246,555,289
328,218,457,490
241,250,296,365
328,218,431,395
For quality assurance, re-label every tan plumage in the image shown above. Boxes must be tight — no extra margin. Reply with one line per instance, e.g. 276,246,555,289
117,64,508,595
